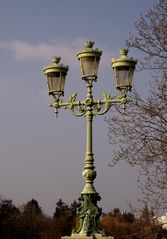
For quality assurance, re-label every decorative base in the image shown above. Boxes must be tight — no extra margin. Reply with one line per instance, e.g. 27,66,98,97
73,193,105,237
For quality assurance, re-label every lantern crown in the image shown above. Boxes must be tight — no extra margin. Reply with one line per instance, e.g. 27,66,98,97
112,49,137,68
43,56,69,75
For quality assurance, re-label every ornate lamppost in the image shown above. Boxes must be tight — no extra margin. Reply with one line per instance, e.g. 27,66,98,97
43,41,137,239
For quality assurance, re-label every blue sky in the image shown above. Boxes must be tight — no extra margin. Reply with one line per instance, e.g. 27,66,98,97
0,0,156,215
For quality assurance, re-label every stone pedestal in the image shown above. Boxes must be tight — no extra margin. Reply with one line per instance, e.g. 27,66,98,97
62,236,114,239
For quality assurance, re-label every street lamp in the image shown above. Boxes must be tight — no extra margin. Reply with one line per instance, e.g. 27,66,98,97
43,41,137,239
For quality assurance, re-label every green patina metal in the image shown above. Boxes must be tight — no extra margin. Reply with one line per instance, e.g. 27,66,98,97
48,80,126,237
72,194,105,237
43,41,137,239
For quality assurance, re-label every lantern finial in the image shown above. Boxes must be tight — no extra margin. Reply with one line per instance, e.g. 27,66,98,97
119,49,129,59
84,40,94,48
51,56,61,64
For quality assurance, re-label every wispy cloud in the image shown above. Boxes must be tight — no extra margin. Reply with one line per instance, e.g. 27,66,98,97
0,39,113,69
0,40,83,63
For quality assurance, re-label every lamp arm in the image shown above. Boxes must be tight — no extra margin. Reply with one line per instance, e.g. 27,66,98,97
49,92,127,117
49,93,87,117
92,92,127,116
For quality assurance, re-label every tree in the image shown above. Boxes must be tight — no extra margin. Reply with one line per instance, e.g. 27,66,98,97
23,199,42,215
0,198,19,221
101,208,135,239
101,207,166,239
106,0,167,209
127,0,167,75
53,199,71,219
0,198,20,239
53,199,77,239
70,200,78,218
13,199,44,239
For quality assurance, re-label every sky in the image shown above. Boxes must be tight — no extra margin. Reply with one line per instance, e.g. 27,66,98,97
0,0,157,215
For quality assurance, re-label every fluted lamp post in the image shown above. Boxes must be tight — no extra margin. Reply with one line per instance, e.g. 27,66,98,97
43,41,137,239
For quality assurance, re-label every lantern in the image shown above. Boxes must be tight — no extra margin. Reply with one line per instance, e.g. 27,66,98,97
43,56,69,97
112,49,137,93
77,41,102,81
